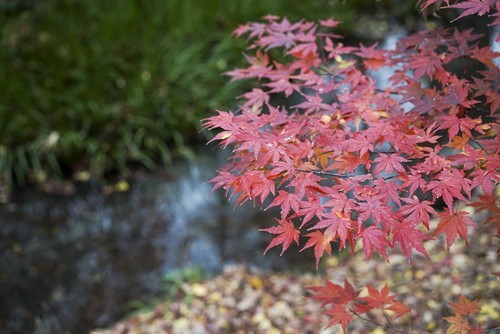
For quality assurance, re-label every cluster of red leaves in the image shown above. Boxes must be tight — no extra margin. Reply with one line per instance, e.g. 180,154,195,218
204,3,499,332
307,280,409,332
444,295,483,334
205,14,499,268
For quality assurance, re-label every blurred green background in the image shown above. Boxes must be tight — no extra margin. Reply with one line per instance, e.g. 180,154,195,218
0,0,418,195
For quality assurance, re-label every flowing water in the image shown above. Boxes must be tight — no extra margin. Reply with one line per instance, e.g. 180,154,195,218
0,149,311,334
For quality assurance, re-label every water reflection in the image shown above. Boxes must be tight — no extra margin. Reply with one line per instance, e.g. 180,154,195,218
0,149,307,334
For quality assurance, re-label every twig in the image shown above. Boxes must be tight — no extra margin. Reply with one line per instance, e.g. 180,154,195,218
350,310,407,334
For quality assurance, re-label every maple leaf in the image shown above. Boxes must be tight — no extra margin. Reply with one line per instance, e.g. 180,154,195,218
307,281,344,307
436,111,480,140
392,219,432,264
433,210,475,251
298,197,323,228
359,225,390,261
402,169,428,196
444,314,471,334
469,160,500,197
401,195,437,229
470,194,500,230
449,295,480,316
408,51,443,79
310,211,353,249
266,190,301,219
419,0,449,10
354,43,387,70
240,88,269,114
264,77,299,97
471,45,500,68
373,153,409,174
324,191,357,215
447,133,471,150
325,304,352,332
439,81,479,110
386,300,410,319
355,284,395,313
484,89,500,113
427,169,472,211
446,0,493,22
373,178,403,207
249,173,276,203
319,18,341,28
259,218,300,255
307,279,360,307
300,230,334,269
415,122,442,144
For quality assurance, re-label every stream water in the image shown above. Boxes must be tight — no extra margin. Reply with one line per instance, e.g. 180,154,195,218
0,149,311,334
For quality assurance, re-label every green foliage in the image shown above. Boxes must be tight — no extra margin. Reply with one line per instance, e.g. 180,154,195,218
0,0,334,190
0,0,417,192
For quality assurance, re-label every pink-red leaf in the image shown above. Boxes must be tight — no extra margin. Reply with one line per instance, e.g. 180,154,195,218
325,304,352,332
300,230,334,269
392,220,432,264
433,210,475,251
359,226,390,261
446,0,493,22
260,219,300,255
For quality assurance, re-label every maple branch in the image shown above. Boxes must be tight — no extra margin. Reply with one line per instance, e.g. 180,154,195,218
382,309,395,330
350,309,407,334
409,310,415,334
296,167,399,182
484,326,500,334
375,88,402,96
296,168,351,178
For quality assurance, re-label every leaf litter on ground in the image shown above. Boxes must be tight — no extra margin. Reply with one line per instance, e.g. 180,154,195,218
92,208,499,334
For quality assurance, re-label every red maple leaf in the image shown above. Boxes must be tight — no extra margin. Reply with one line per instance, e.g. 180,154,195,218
300,230,334,269
470,194,500,229
402,169,428,196
354,43,387,70
240,88,269,113
426,169,472,211
266,190,301,219
471,45,500,68
449,295,480,316
401,195,437,229
436,110,481,140
373,153,409,174
310,211,353,249
433,210,475,251
408,52,443,79
298,196,323,228
359,226,390,261
355,284,395,313
307,281,345,307
446,0,493,22
392,219,432,264
307,279,360,307
387,300,410,319
259,219,300,255
484,89,500,113
325,304,352,332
